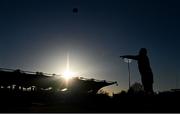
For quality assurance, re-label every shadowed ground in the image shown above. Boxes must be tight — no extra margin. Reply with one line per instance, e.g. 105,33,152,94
0,90,180,113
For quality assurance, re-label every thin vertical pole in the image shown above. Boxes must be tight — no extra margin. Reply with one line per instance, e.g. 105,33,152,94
176,74,178,89
128,60,131,89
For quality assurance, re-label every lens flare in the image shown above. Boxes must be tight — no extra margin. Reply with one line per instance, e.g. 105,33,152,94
62,52,76,81
62,70,75,81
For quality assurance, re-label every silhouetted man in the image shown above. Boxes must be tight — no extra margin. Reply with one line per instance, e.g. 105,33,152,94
120,48,154,94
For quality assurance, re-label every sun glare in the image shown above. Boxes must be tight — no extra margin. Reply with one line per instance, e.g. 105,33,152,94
62,70,75,80
61,52,77,81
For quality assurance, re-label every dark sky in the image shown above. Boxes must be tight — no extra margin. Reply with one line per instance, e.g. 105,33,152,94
0,0,180,94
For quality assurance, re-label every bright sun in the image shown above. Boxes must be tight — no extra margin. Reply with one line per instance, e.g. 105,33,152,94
62,70,75,80
62,52,76,81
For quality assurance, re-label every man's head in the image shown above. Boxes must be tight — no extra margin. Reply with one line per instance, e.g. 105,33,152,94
139,48,147,55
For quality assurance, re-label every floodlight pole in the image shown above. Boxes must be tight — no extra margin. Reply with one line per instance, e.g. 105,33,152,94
176,74,178,89
127,59,131,89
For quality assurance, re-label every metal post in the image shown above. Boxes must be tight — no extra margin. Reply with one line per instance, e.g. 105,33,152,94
127,60,131,89
176,74,178,89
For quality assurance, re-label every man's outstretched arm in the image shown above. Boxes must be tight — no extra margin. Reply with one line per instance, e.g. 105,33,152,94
120,55,138,60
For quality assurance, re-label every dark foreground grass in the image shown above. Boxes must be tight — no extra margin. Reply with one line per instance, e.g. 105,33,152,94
0,90,180,113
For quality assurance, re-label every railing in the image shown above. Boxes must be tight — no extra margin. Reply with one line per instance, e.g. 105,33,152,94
78,76,117,84
0,67,56,77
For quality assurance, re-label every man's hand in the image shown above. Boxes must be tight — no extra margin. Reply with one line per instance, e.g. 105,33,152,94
120,55,138,60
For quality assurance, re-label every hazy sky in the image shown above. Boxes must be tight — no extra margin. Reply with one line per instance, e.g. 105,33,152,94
0,0,180,94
